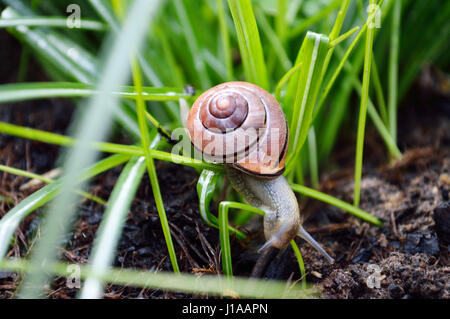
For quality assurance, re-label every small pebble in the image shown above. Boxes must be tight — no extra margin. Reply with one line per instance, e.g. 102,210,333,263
403,230,440,256
433,201,450,245
388,284,404,298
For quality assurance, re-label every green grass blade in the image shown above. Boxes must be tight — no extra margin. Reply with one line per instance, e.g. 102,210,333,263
285,0,303,25
19,0,162,298
219,201,264,277
290,183,382,226
0,258,317,298
196,170,246,238
173,0,211,89
88,0,165,88
0,16,107,30
284,32,329,174
1,7,93,83
371,57,388,126
0,82,193,103
0,121,142,156
0,121,221,171
328,26,359,47
275,62,302,101
0,154,130,259
289,240,306,288
218,200,307,282
0,164,106,205
317,75,352,161
320,0,351,77
0,164,54,185
343,63,402,159
131,55,180,273
330,45,402,159
255,6,292,72
228,0,268,89
275,0,288,44
353,0,377,207
0,182,60,261
314,0,386,120
289,0,342,38
307,127,319,188
1,7,141,138
80,156,147,298
388,0,401,144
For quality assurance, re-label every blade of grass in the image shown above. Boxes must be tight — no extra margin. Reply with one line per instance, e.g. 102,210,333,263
0,16,107,30
1,7,142,138
216,0,233,81
285,0,303,25
88,0,165,87
0,121,220,171
197,170,246,238
0,258,317,298
275,0,288,44
254,6,292,72
19,0,162,298
0,154,130,259
274,62,302,102
14,0,40,82
307,127,319,188
319,18,403,162
218,201,310,282
320,0,351,78
388,0,401,144
289,240,306,288
289,0,342,38
0,81,187,142
317,74,352,161
0,164,106,205
313,0,386,120
307,0,351,168
173,0,211,89
153,25,186,87
371,56,388,126
0,82,194,103
328,26,359,48
289,183,382,226
284,32,330,175
131,55,180,273
333,45,402,160
1,7,92,83
80,156,147,298
228,0,268,89
219,201,265,277
354,0,377,207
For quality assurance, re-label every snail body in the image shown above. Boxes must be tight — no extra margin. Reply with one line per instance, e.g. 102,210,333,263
226,166,299,249
186,82,334,262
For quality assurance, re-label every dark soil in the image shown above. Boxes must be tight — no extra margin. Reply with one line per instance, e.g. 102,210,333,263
0,29,449,298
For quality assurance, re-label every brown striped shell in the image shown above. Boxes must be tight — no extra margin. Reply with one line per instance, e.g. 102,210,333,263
187,82,288,177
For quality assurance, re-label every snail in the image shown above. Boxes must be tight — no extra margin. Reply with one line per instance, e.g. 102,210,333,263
185,81,334,263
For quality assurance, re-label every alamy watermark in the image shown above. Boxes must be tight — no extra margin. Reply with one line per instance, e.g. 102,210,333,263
367,4,381,29
66,4,81,29
66,264,81,289
365,264,382,289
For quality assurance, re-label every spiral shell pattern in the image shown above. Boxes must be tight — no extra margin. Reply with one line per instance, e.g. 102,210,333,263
187,82,288,177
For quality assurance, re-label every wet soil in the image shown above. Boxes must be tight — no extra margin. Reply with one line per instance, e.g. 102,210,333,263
0,31,449,298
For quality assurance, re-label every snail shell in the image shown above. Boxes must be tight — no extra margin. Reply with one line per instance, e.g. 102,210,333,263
187,82,288,177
